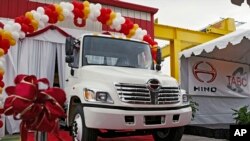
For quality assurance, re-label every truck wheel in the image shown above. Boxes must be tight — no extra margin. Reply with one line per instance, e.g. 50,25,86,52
71,105,98,141
152,127,184,141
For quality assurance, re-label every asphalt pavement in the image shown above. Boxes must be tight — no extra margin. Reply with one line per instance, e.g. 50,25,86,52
99,134,228,141
182,135,228,141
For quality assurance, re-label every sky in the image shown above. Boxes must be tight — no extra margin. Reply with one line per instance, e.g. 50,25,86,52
121,0,250,75
121,0,250,30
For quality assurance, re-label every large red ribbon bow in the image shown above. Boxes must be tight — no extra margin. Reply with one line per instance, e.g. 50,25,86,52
4,74,66,141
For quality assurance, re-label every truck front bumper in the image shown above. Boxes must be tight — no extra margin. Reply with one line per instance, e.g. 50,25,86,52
83,104,192,130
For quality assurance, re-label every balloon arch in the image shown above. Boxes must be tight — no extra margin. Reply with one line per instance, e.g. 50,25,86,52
0,1,158,93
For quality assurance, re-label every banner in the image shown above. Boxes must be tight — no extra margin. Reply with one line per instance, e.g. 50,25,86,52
188,56,250,97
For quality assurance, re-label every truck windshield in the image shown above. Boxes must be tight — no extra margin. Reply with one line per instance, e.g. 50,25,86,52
82,36,153,69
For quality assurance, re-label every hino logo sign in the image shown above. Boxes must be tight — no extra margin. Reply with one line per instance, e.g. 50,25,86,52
192,61,217,93
192,61,217,83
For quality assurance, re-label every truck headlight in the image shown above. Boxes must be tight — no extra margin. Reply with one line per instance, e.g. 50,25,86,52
84,89,96,102
181,89,189,104
182,94,189,103
84,89,114,104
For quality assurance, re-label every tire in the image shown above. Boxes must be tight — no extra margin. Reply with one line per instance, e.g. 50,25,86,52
152,127,184,141
71,105,98,141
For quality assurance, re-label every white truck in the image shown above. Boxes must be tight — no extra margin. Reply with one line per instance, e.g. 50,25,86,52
64,33,192,141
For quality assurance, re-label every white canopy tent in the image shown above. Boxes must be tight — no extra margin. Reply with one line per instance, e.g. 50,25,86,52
180,29,250,124
0,22,93,136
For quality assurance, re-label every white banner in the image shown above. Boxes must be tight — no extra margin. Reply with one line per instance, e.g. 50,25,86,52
188,56,250,97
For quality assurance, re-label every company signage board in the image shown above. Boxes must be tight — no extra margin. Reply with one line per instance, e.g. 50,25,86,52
188,56,250,97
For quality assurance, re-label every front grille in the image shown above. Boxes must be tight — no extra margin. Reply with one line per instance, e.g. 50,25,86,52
115,83,180,105
158,87,180,104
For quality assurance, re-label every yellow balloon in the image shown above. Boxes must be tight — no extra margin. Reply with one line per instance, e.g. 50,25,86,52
31,20,39,30
110,12,116,19
3,31,15,44
134,24,139,29
25,12,34,20
55,4,63,13
3,31,12,40
106,12,116,26
0,49,4,57
83,1,90,7
83,8,90,19
10,39,16,46
0,68,5,76
151,45,158,52
127,24,139,38
0,29,4,35
58,15,65,21
0,87,3,94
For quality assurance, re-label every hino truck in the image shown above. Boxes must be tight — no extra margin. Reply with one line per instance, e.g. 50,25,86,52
64,33,192,141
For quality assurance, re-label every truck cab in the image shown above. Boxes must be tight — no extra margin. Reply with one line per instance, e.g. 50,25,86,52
64,33,192,141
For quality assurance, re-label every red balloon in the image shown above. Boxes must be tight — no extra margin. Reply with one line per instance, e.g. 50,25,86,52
49,4,56,10
0,120,3,128
0,22,4,29
14,16,23,24
0,39,10,53
15,16,34,34
72,1,84,21
44,5,59,24
120,18,134,35
0,75,3,81
0,108,4,114
97,8,112,25
72,1,83,10
0,81,4,88
74,17,86,27
73,8,83,18
143,35,154,46
151,50,157,61
23,16,31,25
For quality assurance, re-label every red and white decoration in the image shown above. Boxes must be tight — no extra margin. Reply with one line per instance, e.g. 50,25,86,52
0,1,158,95
3,74,66,141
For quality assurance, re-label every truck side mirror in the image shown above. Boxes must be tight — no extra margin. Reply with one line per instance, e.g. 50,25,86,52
65,36,75,56
156,48,162,71
65,55,74,63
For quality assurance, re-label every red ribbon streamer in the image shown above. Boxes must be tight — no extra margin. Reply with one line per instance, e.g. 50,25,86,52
4,74,66,141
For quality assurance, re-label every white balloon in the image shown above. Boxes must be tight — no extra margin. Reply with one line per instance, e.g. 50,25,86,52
89,3,102,22
39,22,45,28
66,3,74,11
13,23,21,31
60,2,67,10
63,9,70,17
110,13,125,31
142,29,147,36
132,28,147,40
0,60,3,68
96,3,102,9
4,24,13,31
12,31,20,40
68,12,74,18
41,15,49,23
37,7,45,14
33,12,42,21
120,17,125,24
19,32,26,39
7,20,14,25
31,10,36,14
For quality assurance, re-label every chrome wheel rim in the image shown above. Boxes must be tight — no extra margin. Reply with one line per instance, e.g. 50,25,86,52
73,113,83,141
